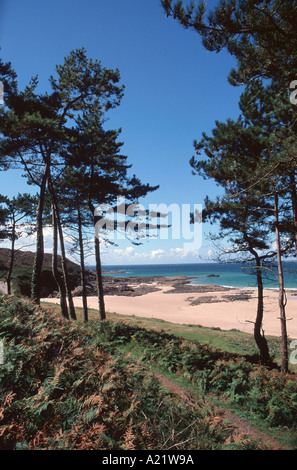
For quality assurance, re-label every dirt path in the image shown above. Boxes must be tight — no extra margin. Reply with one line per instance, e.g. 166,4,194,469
153,372,286,450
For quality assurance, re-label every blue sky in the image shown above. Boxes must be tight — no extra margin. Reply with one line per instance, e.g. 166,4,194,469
0,0,244,265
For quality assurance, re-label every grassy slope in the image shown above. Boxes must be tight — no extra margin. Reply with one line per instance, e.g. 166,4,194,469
1,295,271,450
42,302,287,367
42,302,297,450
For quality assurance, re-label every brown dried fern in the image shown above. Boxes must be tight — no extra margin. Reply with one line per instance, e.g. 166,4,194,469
122,418,136,451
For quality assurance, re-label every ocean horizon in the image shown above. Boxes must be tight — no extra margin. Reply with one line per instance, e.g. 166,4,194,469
87,262,297,290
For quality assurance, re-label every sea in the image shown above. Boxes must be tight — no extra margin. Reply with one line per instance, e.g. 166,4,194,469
88,262,297,290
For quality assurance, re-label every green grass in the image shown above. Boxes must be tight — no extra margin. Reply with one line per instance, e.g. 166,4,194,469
116,337,297,450
42,302,291,368
118,341,297,450
2,295,269,450
23,300,297,450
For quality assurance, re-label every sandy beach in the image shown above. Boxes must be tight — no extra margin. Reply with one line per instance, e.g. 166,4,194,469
42,277,297,339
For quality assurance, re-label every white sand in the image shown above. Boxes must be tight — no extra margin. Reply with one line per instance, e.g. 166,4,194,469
42,284,297,339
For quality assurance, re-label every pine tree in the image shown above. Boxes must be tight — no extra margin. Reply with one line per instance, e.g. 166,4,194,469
161,0,297,85
53,166,93,322
191,80,294,368
66,113,159,321
0,193,37,295
0,48,125,313
0,80,67,305
202,190,276,364
0,49,159,321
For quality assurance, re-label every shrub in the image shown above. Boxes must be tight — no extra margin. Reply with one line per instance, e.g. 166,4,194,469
247,369,297,427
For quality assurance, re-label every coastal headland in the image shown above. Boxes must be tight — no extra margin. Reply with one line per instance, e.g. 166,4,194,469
43,272,297,339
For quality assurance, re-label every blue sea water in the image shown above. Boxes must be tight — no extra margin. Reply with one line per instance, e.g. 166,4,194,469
88,262,297,290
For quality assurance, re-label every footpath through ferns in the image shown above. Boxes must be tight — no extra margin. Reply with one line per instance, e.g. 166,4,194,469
0,295,295,450
152,372,284,450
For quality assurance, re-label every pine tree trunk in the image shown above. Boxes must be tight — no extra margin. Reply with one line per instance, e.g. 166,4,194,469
77,207,88,322
88,195,106,321
56,208,76,320
94,228,106,320
253,255,271,365
52,207,69,319
289,171,297,259
7,220,16,296
48,175,76,320
31,162,49,304
274,192,288,374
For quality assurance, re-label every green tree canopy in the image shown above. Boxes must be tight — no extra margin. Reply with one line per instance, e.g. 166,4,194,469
161,0,297,85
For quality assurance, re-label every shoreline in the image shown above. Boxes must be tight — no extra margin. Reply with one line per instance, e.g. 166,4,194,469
42,275,297,339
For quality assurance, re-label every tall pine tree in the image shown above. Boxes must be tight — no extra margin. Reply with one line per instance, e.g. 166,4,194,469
191,80,294,370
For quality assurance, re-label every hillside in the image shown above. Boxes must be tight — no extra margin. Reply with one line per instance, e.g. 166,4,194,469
0,247,79,271
1,295,297,450
0,248,210,299
0,248,82,297
0,295,277,450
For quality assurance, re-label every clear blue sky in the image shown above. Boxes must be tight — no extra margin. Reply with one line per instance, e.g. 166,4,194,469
0,0,244,265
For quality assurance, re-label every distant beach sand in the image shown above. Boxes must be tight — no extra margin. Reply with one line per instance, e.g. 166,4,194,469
42,279,297,339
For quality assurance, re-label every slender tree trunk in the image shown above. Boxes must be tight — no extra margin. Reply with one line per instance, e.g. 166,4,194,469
246,234,272,365
31,161,49,304
7,220,16,295
48,175,77,320
56,206,77,320
253,254,271,365
88,192,106,321
94,233,106,320
77,207,88,322
52,207,69,319
289,171,297,259
274,192,288,374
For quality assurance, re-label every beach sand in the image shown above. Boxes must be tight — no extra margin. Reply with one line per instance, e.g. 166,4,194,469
42,280,297,339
